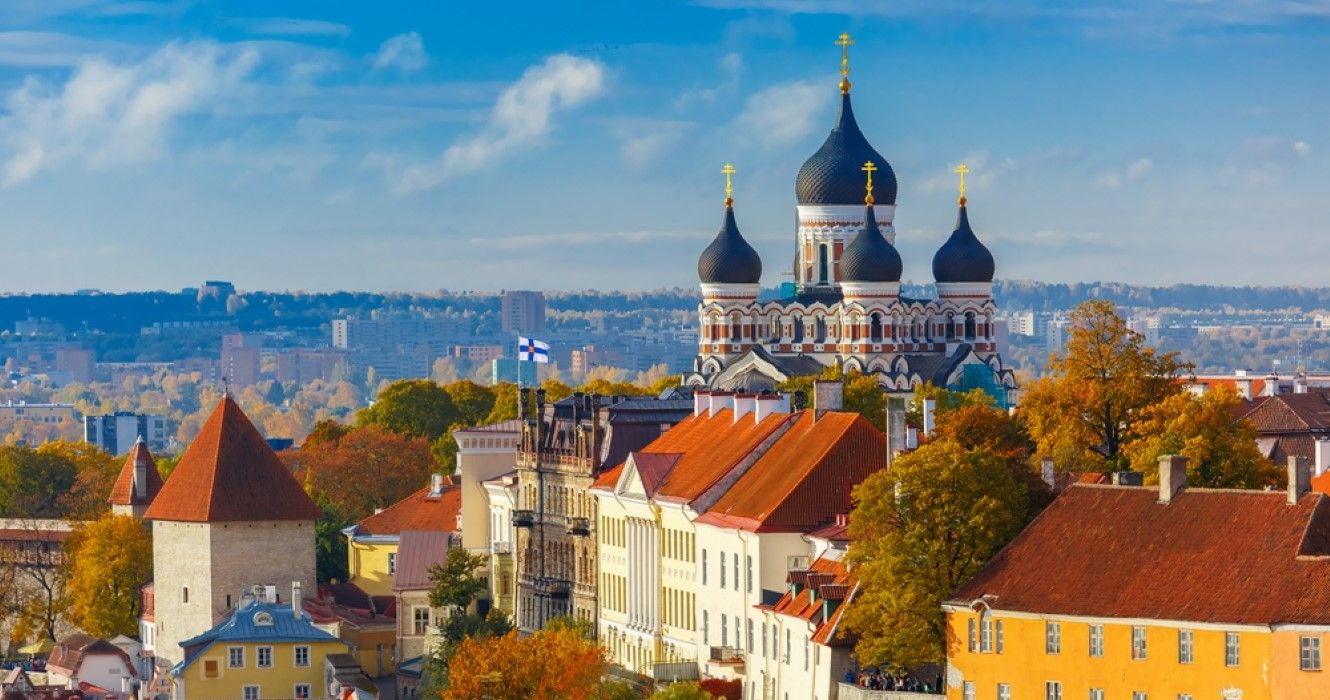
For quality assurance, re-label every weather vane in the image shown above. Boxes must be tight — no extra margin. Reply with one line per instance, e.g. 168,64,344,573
722,162,736,207
862,160,876,205
836,32,854,94
954,163,970,204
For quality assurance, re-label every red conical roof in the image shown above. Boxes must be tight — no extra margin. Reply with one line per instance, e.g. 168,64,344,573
107,438,164,507
145,396,321,522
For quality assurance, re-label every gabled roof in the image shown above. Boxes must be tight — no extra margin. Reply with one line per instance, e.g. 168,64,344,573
47,634,135,678
948,484,1330,625
1239,392,1330,433
632,453,683,496
175,599,346,676
350,481,461,538
107,438,164,507
695,411,885,532
392,529,452,592
145,396,321,523
771,551,856,648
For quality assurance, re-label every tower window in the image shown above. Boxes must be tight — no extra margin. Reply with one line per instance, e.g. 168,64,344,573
870,313,883,342
818,244,829,284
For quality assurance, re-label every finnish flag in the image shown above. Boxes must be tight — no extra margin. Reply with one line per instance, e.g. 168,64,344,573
518,337,550,363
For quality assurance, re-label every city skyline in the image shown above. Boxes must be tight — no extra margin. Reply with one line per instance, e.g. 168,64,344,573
0,0,1325,293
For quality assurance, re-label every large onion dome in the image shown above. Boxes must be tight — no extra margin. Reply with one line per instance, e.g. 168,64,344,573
840,202,902,282
932,200,995,283
795,94,897,206
698,203,762,284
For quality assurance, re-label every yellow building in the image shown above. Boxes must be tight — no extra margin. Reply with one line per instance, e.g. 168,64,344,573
170,593,350,700
945,456,1330,700
343,474,461,598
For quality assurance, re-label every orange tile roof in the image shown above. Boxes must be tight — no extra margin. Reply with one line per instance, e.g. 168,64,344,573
144,396,322,522
107,439,164,507
638,408,794,503
950,484,1330,625
592,464,624,490
771,552,856,648
696,412,885,532
353,483,461,537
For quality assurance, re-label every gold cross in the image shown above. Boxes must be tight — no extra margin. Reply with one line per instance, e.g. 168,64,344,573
954,163,970,203
836,32,854,93
862,160,876,205
722,162,736,205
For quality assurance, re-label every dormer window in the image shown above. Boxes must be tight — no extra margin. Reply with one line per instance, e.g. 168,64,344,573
253,611,274,626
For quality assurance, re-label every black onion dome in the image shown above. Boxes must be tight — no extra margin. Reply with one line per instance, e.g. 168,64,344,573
840,204,902,283
796,93,897,206
932,203,995,283
698,205,762,284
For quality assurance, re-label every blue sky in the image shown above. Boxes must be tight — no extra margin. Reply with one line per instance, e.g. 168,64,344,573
0,0,1325,293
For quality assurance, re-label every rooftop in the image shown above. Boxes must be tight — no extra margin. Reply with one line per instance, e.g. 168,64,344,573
107,438,163,507
350,479,461,538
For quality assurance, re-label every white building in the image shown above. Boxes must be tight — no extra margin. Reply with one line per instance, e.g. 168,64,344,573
85,412,168,455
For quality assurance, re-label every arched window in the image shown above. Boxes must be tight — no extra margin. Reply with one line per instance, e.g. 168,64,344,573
946,314,957,340
818,244,829,284
814,316,826,343
793,317,804,342
769,317,782,341
870,313,883,342
965,312,977,340
730,313,741,341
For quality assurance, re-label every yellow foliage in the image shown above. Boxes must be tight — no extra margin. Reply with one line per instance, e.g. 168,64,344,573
63,514,154,639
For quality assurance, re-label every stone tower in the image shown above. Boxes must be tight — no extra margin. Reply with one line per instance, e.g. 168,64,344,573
143,396,321,665
108,436,164,518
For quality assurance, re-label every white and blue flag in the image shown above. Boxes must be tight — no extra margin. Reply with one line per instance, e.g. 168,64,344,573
518,337,550,363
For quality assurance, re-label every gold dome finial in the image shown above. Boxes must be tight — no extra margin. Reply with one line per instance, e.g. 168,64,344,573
954,162,969,206
836,32,854,94
722,162,736,207
861,160,876,205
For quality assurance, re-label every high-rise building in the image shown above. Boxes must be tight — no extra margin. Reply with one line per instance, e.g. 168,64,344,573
84,412,168,454
501,291,546,336
55,348,94,383
220,333,262,387
331,316,472,381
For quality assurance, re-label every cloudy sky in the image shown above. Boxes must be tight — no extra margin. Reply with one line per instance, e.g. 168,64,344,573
0,0,1325,293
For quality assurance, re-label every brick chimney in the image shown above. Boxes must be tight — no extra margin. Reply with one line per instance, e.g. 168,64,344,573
1158,455,1187,503
813,380,843,412
1289,455,1311,505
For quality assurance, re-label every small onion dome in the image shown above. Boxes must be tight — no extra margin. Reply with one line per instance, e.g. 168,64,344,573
932,200,995,283
698,203,762,284
796,93,897,206
840,203,902,283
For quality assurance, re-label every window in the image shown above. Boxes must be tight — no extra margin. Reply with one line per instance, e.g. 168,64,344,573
294,645,310,667
1090,690,1105,700
388,552,397,575
294,685,311,699
1089,625,1104,658
1132,626,1147,660
803,634,809,671
243,686,259,700
968,619,977,652
963,682,976,700
257,646,272,668
203,660,218,678
702,550,708,585
746,555,753,593
414,607,429,635
720,552,727,589
734,556,739,591
182,586,189,603
1177,695,1193,700
1045,681,1062,700
703,611,710,644
721,614,728,646
762,621,768,657
785,629,791,663
997,683,1011,700
771,624,779,660
747,619,754,652
980,612,993,652
996,620,1004,653
1178,629,1193,664
1046,621,1061,654
1132,693,1148,700
228,646,244,668
1301,635,1322,671
1225,632,1240,667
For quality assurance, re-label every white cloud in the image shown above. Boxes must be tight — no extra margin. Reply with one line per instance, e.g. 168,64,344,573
0,40,260,186
1125,157,1153,179
733,79,824,148
918,151,1017,194
674,52,744,110
245,17,352,38
373,32,427,72
1095,156,1152,189
385,54,606,194
1295,140,1312,157
617,121,693,169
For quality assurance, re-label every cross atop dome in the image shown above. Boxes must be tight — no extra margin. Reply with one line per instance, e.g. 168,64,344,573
862,160,877,205
955,162,970,205
837,32,855,94
722,162,736,207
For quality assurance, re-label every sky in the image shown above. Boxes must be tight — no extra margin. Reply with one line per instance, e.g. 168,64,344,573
0,0,1326,293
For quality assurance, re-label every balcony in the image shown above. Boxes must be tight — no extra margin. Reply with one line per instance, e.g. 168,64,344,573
567,517,590,537
512,510,534,528
530,576,571,599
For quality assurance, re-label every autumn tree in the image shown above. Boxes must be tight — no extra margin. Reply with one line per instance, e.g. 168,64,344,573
780,366,888,430
1124,385,1277,488
843,440,1028,668
62,514,153,638
442,617,607,700
419,546,511,695
40,441,120,520
1020,300,1191,472
286,425,438,524
0,446,77,518
651,682,715,699
0,520,69,642
356,379,455,441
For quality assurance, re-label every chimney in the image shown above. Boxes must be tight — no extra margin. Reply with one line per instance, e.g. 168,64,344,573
1295,374,1309,394
885,398,906,468
693,390,711,417
292,581,302,617
813,380,843,412
1111,471,1143,486
732,394,756,423
922,399,936,436
1289,455,1311,505
707,391,732,417
1263,374,1278,397
1316,439,1330,478
1158,455,1187,503
1041,458,1056,490
429,473,444,497
753,393,790,424
133,447,148,500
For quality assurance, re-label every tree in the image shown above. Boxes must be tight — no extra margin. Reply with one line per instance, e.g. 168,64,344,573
1019,300,1191,472
428,546,489,613
843,440,1028,668
650,682,715,699
284,425,438,524
442,617,608,700
780,366,887,430
39,441,120,520
0,520,69,642
484,383,520,424
356,379,455,442
1124,385,1278,488
443,380,498,426
0,446,77,518
62,515,153,638
303,419,350,448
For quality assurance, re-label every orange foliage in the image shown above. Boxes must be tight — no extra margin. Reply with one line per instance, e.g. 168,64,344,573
443,625,607,700
282,424,437,523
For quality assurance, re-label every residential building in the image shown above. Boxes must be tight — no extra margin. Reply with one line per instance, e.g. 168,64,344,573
392,530,452,664
342,474,461,598
55,347,94,384
143,395,321,667
944,455,1330,700
169,592,349,700
303,584,397,679
501,290,546,336
220,333,262,387
0,401,76,430
513,391,692,634
1232,389,1330,469
483,472,520,618
453,420,522,611
331,316,472,381
767,533,859,700
107,438,164,518
85,412,168,454
453,344,505,363
275,349,345,384
45,633,138,698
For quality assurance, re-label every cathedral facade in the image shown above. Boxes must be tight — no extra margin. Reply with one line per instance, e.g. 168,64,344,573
685,49,1017,403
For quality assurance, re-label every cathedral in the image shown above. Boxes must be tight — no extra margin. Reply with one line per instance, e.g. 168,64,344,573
685,37,1018,404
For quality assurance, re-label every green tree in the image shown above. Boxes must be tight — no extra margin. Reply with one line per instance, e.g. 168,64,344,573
484,383,521,423
39,441,120,520
1020,300,1191,472
356,379,455,441
442,380,497,426
303,419,351,448
427,546,489,613
62,514,153,638
0,446,77,518
1124,385,1278,488
418,545,512,695
650,682,715,699
780,366,888,430
843,440,1028,668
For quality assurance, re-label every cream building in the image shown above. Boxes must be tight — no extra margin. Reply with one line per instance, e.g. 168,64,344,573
453,420,521,612
483,472,520,617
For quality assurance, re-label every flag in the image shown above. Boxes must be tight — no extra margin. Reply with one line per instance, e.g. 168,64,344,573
517,336,550,363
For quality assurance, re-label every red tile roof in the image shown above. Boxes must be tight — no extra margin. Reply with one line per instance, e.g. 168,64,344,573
107,439,164,507
144,396,322,522
696,412,885,532
1239,392,1330,433
592,464,623,489
770,552,856,647
949,484,1330,625
47,634,136,678
353,482,461,537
